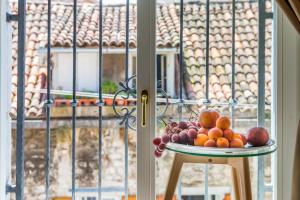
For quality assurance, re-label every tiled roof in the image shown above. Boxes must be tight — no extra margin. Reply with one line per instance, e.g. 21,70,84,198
10,1,272,118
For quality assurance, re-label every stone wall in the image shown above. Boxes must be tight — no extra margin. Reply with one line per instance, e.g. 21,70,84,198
10,120,272,199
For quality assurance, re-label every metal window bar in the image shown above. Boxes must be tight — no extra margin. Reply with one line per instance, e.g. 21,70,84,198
230,0,237,130
204,1,210,199
98,0,103,200
16,0,26,199
71,0,78,199
257,0,266,199
45,0,52,198
124,1,130,200
177,0,184,198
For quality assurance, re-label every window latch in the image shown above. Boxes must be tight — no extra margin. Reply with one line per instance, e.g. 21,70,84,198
6,13,18,23
6,184,16,194
141,90,148,127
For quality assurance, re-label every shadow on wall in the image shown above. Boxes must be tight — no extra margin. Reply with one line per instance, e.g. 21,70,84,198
292,118,300,200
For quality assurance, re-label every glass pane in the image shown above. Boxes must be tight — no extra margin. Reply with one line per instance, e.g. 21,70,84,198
10,1,139,199
154,0,275,199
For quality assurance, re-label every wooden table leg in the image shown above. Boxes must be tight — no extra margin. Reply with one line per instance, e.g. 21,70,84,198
229,157,252,200
164,155,252,200
231,167,240,200
164,153,184,200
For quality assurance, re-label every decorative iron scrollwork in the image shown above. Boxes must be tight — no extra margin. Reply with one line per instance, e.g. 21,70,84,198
113,75,137,130
113,75,170,130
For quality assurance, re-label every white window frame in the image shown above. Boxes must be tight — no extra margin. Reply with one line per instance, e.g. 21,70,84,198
136,0,156,199
275,5,300,200
0,0,12,199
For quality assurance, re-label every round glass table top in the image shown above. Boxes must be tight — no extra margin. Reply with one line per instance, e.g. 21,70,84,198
166,139,277,157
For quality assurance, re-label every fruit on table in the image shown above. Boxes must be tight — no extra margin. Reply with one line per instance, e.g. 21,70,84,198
154,150,162,158
247,127,269,146
239,134,247,145
208,127,223,140
198,127,209,135
187,129,198,139
204,139,217,147
171,134,180,143
230,138,244,148
194,134,209,146
199,110,218,128
161,134,170,144
211,111,220,123
223,129,234,141
216,116,231,130
216,137,230,148
152,137,161,146
152,111,271,158
178,121,188,129
179,131,189,144
158,143,166,151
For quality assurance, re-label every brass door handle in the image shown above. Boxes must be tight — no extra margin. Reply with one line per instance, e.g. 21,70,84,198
141,90,148,127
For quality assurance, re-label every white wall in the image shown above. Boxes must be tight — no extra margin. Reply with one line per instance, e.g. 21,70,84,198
53,53,73,91
53,52,99,92
0,0,12,198
275,7,300,200
77,52,98,92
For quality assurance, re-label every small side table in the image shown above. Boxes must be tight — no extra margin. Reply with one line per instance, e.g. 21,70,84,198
164,140,276,200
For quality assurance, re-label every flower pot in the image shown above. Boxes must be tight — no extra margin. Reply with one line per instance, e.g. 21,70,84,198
116,99,127,106
104,98,114,106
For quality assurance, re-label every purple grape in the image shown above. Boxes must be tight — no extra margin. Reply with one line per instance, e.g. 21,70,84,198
188,126,199,132
173,127,182,134
190,121,199,127
170,122,178,127
161,134,170,144
152,137,161,146
179,131,189,144
187,129,198,139
171,134,180,143
154,150,162,158
158,143,166,151
178,121,188,129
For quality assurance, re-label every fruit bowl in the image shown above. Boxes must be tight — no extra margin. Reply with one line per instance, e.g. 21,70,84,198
153,110,276,158
166,139,276,157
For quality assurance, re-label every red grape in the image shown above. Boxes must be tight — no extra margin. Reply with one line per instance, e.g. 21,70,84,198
190,121,199,127
171,127,181,134
187,129,198,139
152,137,161,146
161,134,170,144
188,126,198,132
171,134,180,143
158,143,166,151
170,122,178,127
179,131,188,144
178,121,188,129
154,150,162,158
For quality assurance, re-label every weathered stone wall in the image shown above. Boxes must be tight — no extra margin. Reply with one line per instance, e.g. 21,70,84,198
10,120,272,199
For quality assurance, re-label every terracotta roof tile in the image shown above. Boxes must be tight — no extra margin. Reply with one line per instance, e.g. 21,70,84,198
10,1,272,118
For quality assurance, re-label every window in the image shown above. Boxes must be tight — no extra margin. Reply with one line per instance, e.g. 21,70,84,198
131,54,176,97
8,0,276,200
52,52,125,92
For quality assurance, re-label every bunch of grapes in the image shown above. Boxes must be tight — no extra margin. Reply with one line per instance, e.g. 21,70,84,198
153,121,200,157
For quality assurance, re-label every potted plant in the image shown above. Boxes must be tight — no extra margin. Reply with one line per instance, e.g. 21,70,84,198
102,80,118,106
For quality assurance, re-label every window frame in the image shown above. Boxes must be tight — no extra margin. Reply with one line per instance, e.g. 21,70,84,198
0,0,12,199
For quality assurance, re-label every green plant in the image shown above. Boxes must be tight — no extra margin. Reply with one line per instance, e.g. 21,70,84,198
102,80,118,94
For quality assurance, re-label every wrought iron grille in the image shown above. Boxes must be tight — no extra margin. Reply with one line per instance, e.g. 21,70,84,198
12,0,274,200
